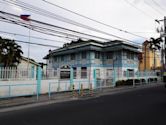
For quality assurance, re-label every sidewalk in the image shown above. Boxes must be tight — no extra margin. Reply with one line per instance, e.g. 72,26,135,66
0,82,164,112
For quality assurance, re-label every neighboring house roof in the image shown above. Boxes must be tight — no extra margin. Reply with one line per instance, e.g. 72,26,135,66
21,57,41,66
44,39,141,59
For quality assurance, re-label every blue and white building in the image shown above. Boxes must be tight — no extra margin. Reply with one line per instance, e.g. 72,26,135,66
44,39,140,84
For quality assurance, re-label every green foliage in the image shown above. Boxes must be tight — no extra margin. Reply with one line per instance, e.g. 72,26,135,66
115,80,126,86
148,37,163,50
0,37,23,67
116,79,141,86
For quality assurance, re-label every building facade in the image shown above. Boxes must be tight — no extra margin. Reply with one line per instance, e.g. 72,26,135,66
44,39,140,83
139,41,161,71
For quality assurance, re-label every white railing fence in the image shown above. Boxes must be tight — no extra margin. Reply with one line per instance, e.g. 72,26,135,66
0,67,37,81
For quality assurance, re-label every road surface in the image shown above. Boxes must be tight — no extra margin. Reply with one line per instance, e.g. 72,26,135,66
0,85,166,125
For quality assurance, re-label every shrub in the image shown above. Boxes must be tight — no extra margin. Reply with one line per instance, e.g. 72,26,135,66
154,78,157,82
116,80,126,87
125,79,133,86
135,79,140,84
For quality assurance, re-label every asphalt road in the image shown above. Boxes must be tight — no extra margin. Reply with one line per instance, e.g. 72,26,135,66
0,85,166,125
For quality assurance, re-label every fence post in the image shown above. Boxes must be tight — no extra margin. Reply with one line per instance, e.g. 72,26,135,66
113,69,116,87
127,70,129,80
37,66,42,99
48,83,51,99
145,70,148,84
8,85,11,98
133,71,135,87
93,69,96,89
70,68,73,86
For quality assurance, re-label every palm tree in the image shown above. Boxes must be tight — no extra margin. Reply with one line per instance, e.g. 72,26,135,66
148,37,163,70
149,37,163,50
0,37,23,67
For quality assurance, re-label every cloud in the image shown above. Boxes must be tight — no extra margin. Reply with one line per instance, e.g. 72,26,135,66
11,5,23,14
0,34,15,40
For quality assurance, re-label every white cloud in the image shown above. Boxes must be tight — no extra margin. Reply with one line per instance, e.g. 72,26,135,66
0,34,15,40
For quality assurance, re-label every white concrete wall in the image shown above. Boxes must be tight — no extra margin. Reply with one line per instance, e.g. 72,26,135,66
0,80,37,97
0,79,91,98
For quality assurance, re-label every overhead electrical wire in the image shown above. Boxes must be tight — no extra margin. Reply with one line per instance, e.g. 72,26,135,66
0,10,112,41
41,0,147,39
0,30,69,43
151,0,166,13
15,39,60,48
1,0,146,43
1,10,144,46
125,0,155,20
145,1,164,16
0,11,143,47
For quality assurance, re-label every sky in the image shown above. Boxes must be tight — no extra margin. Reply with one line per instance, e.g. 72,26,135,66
0,0,165,62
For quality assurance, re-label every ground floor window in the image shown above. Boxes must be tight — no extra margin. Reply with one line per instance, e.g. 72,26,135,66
73,67,77,79
60,65,70,79
96,69,100,78
124,69,134,77
128,69,134,77
107,69,113,77
123,71,127,77
60,71,70,79
81,67,87,78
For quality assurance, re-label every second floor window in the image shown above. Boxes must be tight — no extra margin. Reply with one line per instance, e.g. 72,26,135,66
61,56,64,61
73,67,77,79
81,67,87,78
96,69,100,78
81,52,86,59
54,57,57,62
95,51,100,59
127,52,134,60
71,53,75,60
107,52,113,59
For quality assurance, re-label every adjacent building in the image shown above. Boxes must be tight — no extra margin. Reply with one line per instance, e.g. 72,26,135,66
44,39,140,82
0,56,40,80
139,41,161,71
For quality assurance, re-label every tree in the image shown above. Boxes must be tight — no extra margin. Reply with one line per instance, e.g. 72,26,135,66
148,37,163,50
0,37,23,67
148,37,163,70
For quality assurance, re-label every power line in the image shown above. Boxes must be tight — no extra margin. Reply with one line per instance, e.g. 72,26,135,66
0,34,61,48
0,10,142,46
0,11,112,41
125,0,154,20
15,39,60,48
0,30,68,43
41,0,147,39
2,0,145,42
151,0,166,13
145,1,164,16
0,15,109,42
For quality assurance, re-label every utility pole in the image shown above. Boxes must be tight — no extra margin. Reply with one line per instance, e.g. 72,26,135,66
164,16,166,69
155,17,166,81
164,16,166,82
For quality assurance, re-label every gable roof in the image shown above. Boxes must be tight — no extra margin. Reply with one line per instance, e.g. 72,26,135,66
21,57,40,66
